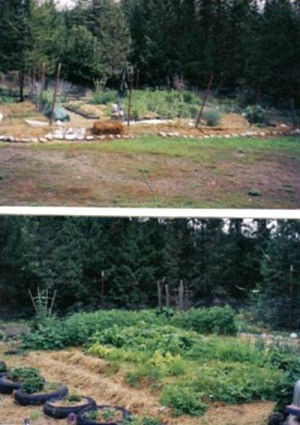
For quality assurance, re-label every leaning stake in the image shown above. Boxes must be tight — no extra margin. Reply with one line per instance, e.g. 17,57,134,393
50,63,61,126
196,74,214,128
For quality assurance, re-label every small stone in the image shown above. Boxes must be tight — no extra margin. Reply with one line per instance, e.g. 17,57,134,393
31,138,39,143
204,135,210,139
8,136,15,142
189,135,195,139
116,135,121,139
46,135,53,141
290,333,298,339
65,134,76,141
39,138,47,143
108,135,114,140
86,135,94,141
159,132,167,138
183,135,188,139
173,132,180,137
225,134,231,138
259,132,266,137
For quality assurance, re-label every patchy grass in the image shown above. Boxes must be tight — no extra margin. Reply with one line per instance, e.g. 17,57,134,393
0,135,299,208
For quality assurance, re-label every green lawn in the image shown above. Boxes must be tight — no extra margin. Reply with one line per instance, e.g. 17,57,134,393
0,135,299,208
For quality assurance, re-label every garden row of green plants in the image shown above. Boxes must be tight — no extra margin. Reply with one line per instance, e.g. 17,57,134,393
19,307,298,418
88,88,270,124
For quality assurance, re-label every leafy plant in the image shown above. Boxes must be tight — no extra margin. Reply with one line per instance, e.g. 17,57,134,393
170,306,237,335
160,384,207,416
203,110,222,126
20,375,44,394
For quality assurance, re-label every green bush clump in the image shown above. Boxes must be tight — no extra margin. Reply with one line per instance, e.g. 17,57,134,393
91,90,117,105
170,306,237,335
160,384,207,416
244,104,266,124
88,323,199,355
191,361,280,404
22,309,163,350
203,110,221,126
187,335,267,365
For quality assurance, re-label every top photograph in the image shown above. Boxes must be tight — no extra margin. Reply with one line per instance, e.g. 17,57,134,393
0,0,299,209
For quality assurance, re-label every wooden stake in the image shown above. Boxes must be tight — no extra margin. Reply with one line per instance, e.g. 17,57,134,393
290,98,298,128
100,271,105,307
127,69,134,127
196,74,214,128
136,69,140,91
165,284,170,308
249,79,261,128
157,280,163,311
179,280,184,311
50,63,61,126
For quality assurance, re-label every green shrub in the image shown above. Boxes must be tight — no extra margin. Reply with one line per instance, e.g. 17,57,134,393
244,104,266,124
91,90,117,105
125,365,163,388
170,306,237,335
160,384,207,416
187,335,267,366
20,375,44,394
191,361,280,404
203,110,221,126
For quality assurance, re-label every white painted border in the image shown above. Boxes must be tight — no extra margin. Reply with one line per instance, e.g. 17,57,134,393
0,207,299,219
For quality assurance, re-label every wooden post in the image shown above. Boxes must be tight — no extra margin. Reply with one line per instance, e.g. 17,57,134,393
157,280,163,311
50,63,61,126
136,69,140,91
39,63,46,109
100,271,105,307
290,98,298,128
196,74,214,128
249,79,261,128
127,69,134,127
165,284,170,308
289,265,294,328
179,280,184,311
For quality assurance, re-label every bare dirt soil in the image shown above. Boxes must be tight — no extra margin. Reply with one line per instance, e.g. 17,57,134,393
0,349,274,425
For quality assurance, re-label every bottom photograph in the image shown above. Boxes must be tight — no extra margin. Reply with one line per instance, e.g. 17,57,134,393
0,216,299,425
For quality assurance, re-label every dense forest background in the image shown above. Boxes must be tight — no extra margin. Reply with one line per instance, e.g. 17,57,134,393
0,217,299,329
0,0,300,103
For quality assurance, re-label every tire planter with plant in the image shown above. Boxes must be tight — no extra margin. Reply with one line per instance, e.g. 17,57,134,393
77,405,132,425
44,395,96,419
14,382,68,406
0,360,7,378
0,367,42,395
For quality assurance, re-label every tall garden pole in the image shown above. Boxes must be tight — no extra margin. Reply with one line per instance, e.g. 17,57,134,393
50,63,61,126
100,271,105,307
249,79,261,128
165,284,170,308
157,280,163,311
127,68,134,127
196,74,214,128
289,265,294,328
179,280,184,311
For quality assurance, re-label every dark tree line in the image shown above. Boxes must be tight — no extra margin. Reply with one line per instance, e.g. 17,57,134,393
0,217,299,328
1,0,300,103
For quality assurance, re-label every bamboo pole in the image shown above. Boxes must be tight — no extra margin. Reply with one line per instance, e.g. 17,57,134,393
50,63,61,126
196,74,214,128
165,284,170,308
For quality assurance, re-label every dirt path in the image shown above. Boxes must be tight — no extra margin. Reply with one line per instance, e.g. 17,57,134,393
0,349,274,425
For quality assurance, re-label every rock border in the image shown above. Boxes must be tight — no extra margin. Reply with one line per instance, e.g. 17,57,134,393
0,128,298,144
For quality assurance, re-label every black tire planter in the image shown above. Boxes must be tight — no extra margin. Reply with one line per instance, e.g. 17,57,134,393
77,405,132,425
44,396,96,419
0,374,22,394
14,384,68,406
